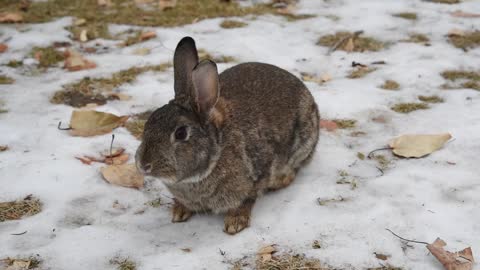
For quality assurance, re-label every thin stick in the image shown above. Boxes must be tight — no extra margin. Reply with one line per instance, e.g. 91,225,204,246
11,231,27,235
386,228,429,245
367,146,392,158
110,134,115,157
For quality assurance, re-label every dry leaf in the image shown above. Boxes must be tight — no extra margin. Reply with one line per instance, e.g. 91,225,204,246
426,238,474,270
69,110,129,137
97,0,112,6
79,29,88,42
0,44,7,53
0,13,23,23
6,260,31,270
301,72,331,84
102,148,125,158
374,253,389,261
257,245,276,262
76,156,93,165
140,31,157,41
389,133,452,158
343,37,355,52
181,248,192,252
450,10,480,18
64,50,96,72
74,18,86,26
133,47,151,55
158,0,177,11
100,163,144,189
448,29,466,37
0,145,8,152
105,153,130,165
319,120,338,132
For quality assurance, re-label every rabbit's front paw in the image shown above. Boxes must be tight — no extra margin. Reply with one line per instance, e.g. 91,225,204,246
171,200,193,223
223,198,255,235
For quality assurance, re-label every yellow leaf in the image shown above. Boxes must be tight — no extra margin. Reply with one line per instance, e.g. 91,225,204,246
69,110,129,137
79,29,88,42
389,133,452,158
257,245,276,262
100,163,144,189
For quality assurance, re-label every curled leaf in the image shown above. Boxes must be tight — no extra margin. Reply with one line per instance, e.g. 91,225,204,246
257,245,276,262
68,110,129,137
389,133,452,158
100,163,144,189
426,238,474,270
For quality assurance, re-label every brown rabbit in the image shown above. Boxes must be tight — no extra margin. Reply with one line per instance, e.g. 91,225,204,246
135,37,319,234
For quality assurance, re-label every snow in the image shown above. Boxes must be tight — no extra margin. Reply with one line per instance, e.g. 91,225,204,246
1,0,480,269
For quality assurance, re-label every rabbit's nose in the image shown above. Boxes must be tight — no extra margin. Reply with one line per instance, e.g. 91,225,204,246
143,163,152,174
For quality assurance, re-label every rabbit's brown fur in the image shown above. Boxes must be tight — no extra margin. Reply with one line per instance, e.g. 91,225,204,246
136,37,319,234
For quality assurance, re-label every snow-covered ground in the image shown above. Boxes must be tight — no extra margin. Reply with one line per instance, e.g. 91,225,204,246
1,0,480,269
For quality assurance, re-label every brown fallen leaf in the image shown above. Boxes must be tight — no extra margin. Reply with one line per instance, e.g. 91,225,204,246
76,156,93,165
426,238,474,270
68,110,129,137
257,245,276,262
0,13,23,23
102,148,125,158
105,153,130,165
0,44,7,53
64,50,97,72
389,133,452,158
158,0,177,11
319,120,338,132
108,92,132,101
5,259,31,270
450,10,480,18
180,248,192,253
374,253,389,261
100,163,144,189
140,31,157,41
0,145,8,152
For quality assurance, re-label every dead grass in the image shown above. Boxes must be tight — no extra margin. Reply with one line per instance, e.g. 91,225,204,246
380,80,400,90
30,46,65,68
198,49,236,63
441,70,480,91
391,102,429,113
372,155,391,170
1,256,42,269
426,0,460,3
418,95,444,103
448,31,480,50
0,75,14,84
6,60,23,68
125,110,153,139
67,21,111,41
110,257,136,270
220,20,247,29
393,12,417,20
404,33,430,44
0,195,42,222
256,254,327,270
332,119,356,129
348,67,377,79
51,63,170,107
317,31,384,52
0,0,285,28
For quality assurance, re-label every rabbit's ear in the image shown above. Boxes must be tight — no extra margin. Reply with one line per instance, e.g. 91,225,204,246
191,60,220,123
174,37,199,103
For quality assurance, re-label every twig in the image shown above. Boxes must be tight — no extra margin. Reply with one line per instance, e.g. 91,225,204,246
375,166,384,177
352,61,367,68
386,228,429,245
110,134,115,157
371,60,386,65
367,146,392,158
11,231,27,235
57,121,72,130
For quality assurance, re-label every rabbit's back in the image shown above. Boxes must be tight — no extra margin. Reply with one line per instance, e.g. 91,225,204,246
219,62,319,190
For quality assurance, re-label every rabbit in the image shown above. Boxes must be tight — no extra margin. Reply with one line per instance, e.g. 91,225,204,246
135,36,319,235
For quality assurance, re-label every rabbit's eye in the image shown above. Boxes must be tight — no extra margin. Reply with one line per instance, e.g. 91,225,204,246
174,126,189,141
